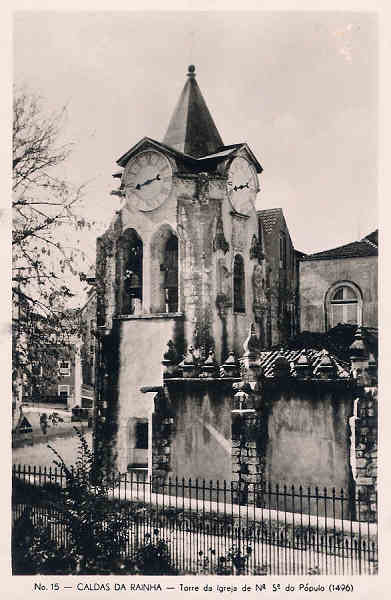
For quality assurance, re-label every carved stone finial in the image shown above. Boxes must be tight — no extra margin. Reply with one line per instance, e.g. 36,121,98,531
249,234,264,261
224,351,237,366
318,349,333,366
233,389,248,411
294,351,313,379
349,326,368,359
367,350,378,383
162,340,181,378
243,323,259,357
183,346,195,365
163,340,178,364
272,355,291,378
201,349,218,377
241,325,263,382
221,351,240,378
179,349,196,378
213,215,229,254
316,350,337,379
187,64,196,78
204,349,216,365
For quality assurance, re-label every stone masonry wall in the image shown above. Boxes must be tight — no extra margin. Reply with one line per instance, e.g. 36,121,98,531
354,387,377,522
152,410,174,486
231,412,264,505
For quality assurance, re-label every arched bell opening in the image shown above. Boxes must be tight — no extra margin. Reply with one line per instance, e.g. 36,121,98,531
163,234,179,312
150,225,179,313
120,228,143,315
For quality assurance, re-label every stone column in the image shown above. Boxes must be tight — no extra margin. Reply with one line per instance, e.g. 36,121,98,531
349,327,378,521
231,408,261,505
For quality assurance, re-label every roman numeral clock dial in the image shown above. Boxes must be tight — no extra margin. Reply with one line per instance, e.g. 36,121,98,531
227,156,258,216
122,150,173,212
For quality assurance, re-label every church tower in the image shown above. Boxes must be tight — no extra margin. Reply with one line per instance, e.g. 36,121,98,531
94,66,268,475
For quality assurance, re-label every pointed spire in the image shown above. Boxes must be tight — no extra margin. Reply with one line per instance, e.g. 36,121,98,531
163,65,223,158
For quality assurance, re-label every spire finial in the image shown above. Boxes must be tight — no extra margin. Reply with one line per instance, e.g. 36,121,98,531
187,64,196,78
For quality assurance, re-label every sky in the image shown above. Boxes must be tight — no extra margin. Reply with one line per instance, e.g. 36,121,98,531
13,10,378,263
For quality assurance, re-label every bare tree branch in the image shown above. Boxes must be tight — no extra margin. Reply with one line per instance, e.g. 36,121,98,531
12,85,91,391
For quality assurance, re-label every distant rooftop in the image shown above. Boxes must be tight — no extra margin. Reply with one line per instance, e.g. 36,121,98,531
301,230,378,261
257,208,282,233
259,348,351,379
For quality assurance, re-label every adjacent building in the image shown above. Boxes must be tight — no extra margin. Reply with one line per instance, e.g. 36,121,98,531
299,231,378,333
257,208,300,346
14,291,97,414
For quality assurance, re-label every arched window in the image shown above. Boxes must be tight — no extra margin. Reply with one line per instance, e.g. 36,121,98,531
121,229,143,314
233,254,245,313
325,282,362,330
162,234,179,313
150,226,179,313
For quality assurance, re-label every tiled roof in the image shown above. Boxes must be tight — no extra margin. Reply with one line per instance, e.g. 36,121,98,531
285,324,378,362
301,233,378,261
197,147,237,160
258,348,351,379
117,137,198,167
364,230,378,247
257,208,282,234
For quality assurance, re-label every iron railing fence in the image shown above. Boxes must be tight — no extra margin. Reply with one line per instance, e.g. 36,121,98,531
12,464,378,576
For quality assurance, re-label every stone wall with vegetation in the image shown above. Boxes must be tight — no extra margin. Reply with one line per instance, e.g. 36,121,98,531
354,386,377,522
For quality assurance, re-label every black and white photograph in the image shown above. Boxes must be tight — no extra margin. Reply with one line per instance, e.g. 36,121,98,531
9,4,383,588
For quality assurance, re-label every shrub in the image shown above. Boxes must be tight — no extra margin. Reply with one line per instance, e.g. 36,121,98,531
13,430,177,575
131,531,178,575
46,428,134,573
12,509,76,575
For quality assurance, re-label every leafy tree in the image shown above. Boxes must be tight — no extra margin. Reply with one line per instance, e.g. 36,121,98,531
12,86,91,404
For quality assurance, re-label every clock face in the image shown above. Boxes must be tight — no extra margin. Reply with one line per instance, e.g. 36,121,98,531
123,150,173,212
227,157,258,215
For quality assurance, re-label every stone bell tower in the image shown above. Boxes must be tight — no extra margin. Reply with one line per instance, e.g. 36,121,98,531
94,66,266,475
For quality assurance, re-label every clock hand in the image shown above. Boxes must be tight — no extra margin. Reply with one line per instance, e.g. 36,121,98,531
233,182,249,192
136,173,161,190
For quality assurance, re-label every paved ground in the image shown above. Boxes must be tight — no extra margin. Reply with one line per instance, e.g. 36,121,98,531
20,402,71,418
12,422,93,470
